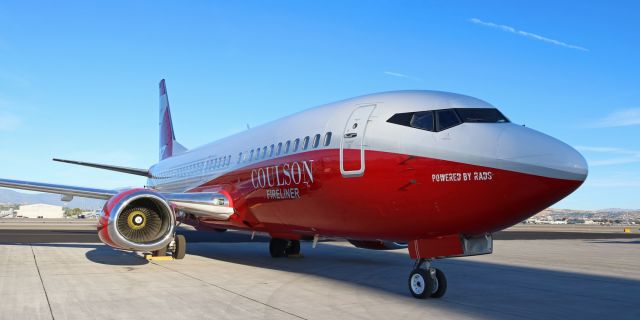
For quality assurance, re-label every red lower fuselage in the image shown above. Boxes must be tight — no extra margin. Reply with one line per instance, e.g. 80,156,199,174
187,149,582,241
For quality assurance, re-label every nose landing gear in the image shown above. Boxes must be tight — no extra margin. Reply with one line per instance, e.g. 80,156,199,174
408,259,447,299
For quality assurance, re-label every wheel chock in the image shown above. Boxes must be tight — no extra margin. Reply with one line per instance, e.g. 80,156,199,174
144,253,174,261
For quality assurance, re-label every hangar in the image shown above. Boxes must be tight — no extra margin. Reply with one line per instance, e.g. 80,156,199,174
16,204,64,219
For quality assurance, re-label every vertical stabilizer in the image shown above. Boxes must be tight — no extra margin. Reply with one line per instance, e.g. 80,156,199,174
159,79,187,160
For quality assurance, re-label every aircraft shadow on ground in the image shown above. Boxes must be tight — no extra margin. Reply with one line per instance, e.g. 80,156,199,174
186,240,640,320
1,242,149,266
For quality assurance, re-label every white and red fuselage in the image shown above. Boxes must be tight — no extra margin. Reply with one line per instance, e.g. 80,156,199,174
147,90,588,243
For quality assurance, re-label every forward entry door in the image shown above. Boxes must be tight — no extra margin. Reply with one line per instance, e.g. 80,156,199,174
340,104,376,177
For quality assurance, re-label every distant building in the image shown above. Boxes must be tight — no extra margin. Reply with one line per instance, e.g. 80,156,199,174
0,209,15,218
80,210,100,219
16,204,64,219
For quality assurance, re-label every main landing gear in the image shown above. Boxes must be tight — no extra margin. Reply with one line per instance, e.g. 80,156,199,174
172,234,187,259
269,238,301,258
408,259,447,299
150,234,187,260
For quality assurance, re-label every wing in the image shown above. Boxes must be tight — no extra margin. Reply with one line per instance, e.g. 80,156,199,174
0,178,117,200
0,178,234,220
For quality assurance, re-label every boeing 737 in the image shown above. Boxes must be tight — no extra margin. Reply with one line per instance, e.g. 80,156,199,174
0,80,587,298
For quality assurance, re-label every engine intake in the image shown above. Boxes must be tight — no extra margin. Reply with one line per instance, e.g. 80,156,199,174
98,189,175,252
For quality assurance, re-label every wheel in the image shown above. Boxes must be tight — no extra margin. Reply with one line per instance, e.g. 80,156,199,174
173,234,186,259
430,268,447,298
152,245,167,257
408,269,434,299
214,228,227,233
285,240,300,255
269,238,288,258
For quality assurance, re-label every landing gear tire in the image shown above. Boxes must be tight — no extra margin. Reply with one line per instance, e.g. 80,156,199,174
173,234,186,259
430,268,447,298
408,269,434,299
269,238,300,257
214,228,227,233
285,240,300,256
269,238,289,258
408,259,448,299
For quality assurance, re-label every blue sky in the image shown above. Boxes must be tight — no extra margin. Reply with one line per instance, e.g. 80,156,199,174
0,1,638,209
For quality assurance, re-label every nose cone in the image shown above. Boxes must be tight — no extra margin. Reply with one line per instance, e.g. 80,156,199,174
497,125,588,181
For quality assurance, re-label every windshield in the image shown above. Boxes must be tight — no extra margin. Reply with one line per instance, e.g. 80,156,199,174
455,108,509,123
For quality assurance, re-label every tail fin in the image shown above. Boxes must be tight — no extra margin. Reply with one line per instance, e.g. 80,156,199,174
159,79,187,160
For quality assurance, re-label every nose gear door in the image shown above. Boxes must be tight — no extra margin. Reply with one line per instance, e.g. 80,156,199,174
340,105,376,177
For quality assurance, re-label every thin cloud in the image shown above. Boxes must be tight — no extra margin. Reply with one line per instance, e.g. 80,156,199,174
576,146,640,166
470,18,589,52
592,108,640,128
383,71,422,81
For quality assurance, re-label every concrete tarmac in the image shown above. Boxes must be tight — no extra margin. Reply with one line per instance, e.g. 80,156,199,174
0,221,639,319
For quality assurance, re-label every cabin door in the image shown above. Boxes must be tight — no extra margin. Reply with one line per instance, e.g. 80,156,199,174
340,104,376,177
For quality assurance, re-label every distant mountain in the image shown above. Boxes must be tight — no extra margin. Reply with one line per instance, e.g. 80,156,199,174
538,207,640,220
0,188,105,210
594,208,639,214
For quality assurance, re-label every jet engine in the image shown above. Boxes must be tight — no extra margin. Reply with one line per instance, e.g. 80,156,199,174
348,240,408,250
98,189,176,252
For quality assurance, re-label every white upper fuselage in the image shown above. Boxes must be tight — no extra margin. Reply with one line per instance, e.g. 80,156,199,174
147,90,587,193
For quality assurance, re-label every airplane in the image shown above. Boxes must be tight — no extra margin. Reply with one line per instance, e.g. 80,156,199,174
0,80,588,299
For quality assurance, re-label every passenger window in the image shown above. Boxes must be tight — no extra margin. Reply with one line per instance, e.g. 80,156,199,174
262,146,267,159
293,139,300,152
436,109,462,131
324,132,332,146
269,144,274,157
226,156,230,166
312,134,320,148
276,142,282,156
410,111,434,131
249,150,254,161
237,152,242,164
285,140,291,154
302,136,310,150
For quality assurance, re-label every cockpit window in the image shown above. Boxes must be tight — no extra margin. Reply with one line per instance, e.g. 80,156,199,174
387,108,509,132
387,112,414,127
409,111,434,131
456,108,509,123
435,109,461,131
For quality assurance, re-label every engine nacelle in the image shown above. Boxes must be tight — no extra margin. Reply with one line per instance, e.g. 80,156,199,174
98,188,176,252
348,240,408,250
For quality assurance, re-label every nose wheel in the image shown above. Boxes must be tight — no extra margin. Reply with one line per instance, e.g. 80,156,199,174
408,259,447,299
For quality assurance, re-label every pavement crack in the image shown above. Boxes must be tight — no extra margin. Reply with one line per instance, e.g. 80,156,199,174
151,261,307,320
31,245,55,320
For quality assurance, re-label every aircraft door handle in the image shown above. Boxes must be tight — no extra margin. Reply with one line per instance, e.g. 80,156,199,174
344,133,357,138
